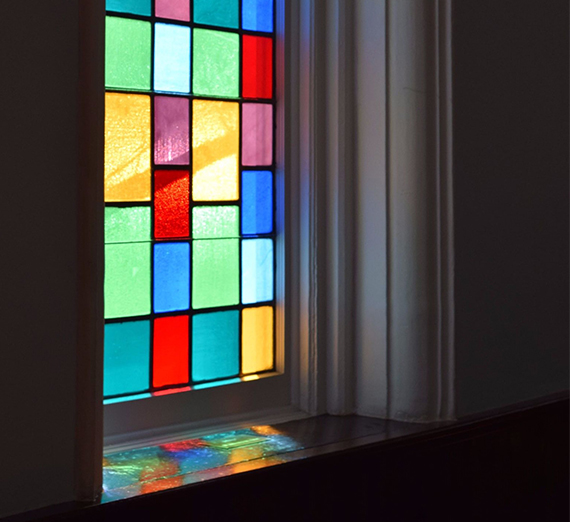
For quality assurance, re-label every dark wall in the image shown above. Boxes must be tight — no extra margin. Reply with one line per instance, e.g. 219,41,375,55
0,1,80,517
453,0,569,415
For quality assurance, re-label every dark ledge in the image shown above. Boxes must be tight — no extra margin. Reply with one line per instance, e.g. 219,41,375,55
6,392,569,522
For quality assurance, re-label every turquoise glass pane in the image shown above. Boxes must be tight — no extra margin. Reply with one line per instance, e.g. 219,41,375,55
153,242,190,313
104,320,150,396
192,206,239,239
193,0,238,29
105,243,151,319
192,311,239,381
105,206,151,243
106,0,151,15
154,23,191,93
242,238,273,304
242,0,273,32
241,170,272,235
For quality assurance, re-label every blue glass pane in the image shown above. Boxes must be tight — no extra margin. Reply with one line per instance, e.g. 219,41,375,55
154,23,191,93
194,0,238,29
153,242,190,313
192,311,239,381
242,0,273,32
106,0,151,16
241,238,273,304
241,170,273,235
104,320,150,396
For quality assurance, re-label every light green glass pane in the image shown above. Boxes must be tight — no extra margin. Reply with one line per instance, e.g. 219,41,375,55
105,207,151,243
192,206,239,239
105,242,151,319
105,16,151,90
192,29,239,97
193,0,238,29
192,239,239,309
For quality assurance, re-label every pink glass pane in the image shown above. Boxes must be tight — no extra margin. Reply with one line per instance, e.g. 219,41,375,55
242,103,272,166
155,96,190,165
155,0,190,21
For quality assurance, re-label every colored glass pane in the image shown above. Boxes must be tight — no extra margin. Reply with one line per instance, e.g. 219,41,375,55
153,242,190,313
105,206,151,243
104,320,150,396
105,242,151,319
192,100,239,200
106,0,151,16
155,0,190,21
154,23,191,94
242,306,273,374
242,35,273,99
105,93,151,201
192,206,239,239
242,239,274,304
241,170,273,235
192,29,239,98
153,315,189,387
154,170,190,238
193,0,238,29
192,239,239,309
105,16,151,90
154,96,190,165
242,103,272,166
192,311,239,382
242,0,273,32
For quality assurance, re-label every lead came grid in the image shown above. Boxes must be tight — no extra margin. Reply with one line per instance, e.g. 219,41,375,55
103,0,276,402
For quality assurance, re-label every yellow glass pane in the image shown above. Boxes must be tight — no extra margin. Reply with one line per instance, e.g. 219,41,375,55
241,306,273,374
105,93,151,201
192,100,239,201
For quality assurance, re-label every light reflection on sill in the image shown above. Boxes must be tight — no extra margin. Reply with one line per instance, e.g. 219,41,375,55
102,424,303,502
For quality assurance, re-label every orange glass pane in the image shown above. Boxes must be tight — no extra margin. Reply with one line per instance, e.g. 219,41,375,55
241,306,273,374
105,93,151,201
192,100,239,201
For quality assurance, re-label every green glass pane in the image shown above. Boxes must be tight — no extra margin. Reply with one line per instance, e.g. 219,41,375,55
105,242,151,318
105,207,151,243
192,311,239,382
192,206,239,239
104,320,150,397
192,29,239,97
193,0,238,29
192,239,239,309
105,16,151,90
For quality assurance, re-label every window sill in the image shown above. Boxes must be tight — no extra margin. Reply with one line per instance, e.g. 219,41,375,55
5,393,567,522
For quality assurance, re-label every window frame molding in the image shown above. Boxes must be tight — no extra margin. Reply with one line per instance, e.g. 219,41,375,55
75,0,456,503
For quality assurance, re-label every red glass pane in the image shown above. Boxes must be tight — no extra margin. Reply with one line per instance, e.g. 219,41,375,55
154,170,190,238
242,35,272,99
153,315,189,387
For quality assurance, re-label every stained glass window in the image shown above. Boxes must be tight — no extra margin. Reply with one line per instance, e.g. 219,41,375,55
104,0,275,403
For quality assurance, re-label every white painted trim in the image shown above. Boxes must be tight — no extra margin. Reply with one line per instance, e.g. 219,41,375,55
325,0,357,415
105,405,309,453
290,0,328,415
385,0,455,422
354,0,389,419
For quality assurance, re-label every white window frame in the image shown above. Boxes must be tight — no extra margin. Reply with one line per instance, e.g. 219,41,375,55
75,0,455,502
